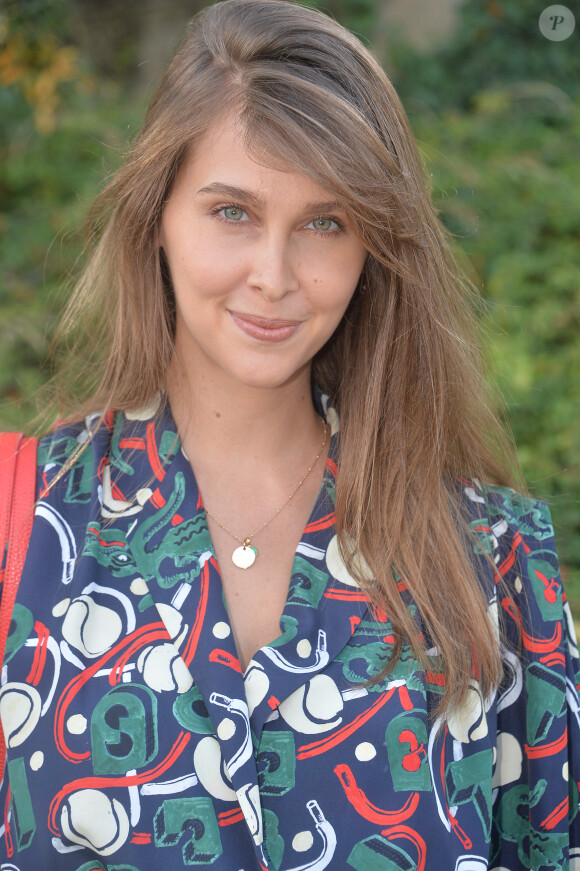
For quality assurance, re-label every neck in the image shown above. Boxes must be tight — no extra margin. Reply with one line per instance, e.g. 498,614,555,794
166,359,322,470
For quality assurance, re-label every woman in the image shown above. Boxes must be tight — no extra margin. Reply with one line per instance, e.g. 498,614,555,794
0,1,577,868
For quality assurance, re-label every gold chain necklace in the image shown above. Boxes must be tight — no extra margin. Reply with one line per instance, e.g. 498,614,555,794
204,417,328,569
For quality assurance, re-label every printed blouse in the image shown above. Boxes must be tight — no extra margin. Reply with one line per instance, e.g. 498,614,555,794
0,392,578,870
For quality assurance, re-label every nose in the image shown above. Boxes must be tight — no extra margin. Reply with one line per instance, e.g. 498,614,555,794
246,233,300,302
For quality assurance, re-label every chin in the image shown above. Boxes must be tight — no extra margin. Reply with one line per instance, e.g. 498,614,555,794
230,362,310,392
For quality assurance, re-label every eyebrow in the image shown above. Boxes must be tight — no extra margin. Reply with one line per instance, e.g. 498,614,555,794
196,182,344,214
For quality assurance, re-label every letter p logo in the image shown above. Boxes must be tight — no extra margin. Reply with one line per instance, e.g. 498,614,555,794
539,5,576,40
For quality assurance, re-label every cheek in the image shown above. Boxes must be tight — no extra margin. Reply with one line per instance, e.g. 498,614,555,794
306,243,365,301
309,264,361,314
167,238,243,301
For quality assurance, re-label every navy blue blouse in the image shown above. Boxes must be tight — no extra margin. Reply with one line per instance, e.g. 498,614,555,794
0,393,578,870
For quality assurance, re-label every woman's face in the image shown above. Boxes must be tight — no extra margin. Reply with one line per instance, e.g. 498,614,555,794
160,119,367,394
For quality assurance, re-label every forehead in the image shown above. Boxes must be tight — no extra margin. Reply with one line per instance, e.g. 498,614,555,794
178,117,340,205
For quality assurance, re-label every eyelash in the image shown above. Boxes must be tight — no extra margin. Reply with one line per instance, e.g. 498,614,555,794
209,204,345,235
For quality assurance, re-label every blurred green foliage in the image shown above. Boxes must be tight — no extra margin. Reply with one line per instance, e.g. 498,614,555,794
0,0,145,429
1,0,80,133
1,1,578,601
391,0,580,112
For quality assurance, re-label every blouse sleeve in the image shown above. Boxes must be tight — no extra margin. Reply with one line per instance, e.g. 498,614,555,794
483,486,580,870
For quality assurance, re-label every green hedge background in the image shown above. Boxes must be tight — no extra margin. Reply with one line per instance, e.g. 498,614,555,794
1,0,578,607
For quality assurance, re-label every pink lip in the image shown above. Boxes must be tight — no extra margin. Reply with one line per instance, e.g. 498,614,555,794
229,311,303,343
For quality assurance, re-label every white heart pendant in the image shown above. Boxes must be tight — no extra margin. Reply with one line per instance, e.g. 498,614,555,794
232,544,257,569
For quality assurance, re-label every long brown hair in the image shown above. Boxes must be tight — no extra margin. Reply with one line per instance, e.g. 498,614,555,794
53,0,518,712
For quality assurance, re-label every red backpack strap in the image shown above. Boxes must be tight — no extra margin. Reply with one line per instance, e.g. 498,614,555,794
0,432,38,778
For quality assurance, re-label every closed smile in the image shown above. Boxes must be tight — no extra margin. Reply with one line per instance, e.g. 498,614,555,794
229,311,303,342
